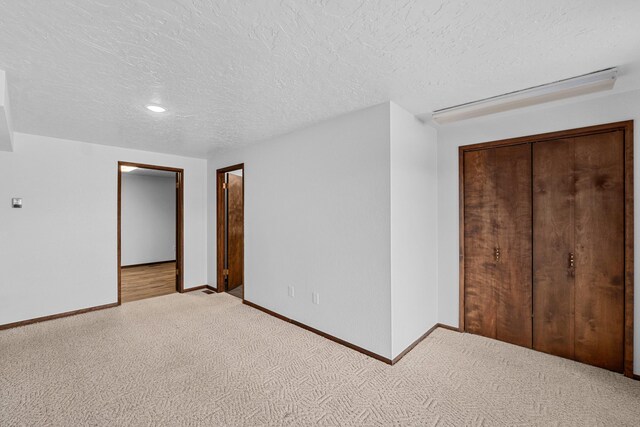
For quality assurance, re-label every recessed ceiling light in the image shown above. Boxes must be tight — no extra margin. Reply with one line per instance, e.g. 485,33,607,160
146,105,166,113
121,166,138,172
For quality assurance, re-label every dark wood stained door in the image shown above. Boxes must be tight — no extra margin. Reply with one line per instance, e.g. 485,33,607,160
533,131,625,372
461,121,633,377
464,144,532,347
532,138,575,360
494,145,533,347
573,131,625,372
227,173,244,290
464,148,497,339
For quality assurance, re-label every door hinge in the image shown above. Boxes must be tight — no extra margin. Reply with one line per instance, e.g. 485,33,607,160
176,181,180,189
223,269,229,276
222,182,228,190
176,268,179,276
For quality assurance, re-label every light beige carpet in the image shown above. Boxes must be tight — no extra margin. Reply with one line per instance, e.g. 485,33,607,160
1,292,639,426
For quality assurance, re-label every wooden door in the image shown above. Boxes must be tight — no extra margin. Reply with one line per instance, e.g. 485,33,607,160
532,138,575,359
226,173,244,290
464,144,532,347
533,131,625,372
464,148,497,339
574,131,625,372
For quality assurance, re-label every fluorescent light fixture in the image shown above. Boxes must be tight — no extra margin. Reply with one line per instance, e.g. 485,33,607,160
146,104,166,113
432,67,618,124
120,166,138,172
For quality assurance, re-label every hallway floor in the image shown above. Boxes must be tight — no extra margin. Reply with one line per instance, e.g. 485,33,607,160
227,284,243,299
120,261,176,302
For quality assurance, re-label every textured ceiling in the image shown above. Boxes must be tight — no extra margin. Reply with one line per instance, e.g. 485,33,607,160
1,1,640,158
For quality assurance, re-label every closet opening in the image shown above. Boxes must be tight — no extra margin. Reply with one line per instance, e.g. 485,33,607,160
216,164,244,299
458,121,634,377
117,162,184,303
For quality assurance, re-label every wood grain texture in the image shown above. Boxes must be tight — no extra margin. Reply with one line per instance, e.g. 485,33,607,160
458,149,466,331
176,172,184,292
227,173,244,290
573,131,625,372
118,163,122,304
463,144,532,347
534,131,625,372
623,121,634,378
463,149,498,339
216,171,225,291
494,144,532,348
533,138,576,360
460,121,633,376
459,121,634,152
121,262,177,303
216,163,244,292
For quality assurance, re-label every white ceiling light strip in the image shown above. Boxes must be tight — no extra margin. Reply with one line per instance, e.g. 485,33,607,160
432,68,618,124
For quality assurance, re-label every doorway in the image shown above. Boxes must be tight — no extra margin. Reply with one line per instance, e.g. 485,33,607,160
118,162,184,304
216,164,244,299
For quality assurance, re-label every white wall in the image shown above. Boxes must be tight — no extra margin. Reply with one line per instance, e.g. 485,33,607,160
0,133,208,325
437,89,640,374
390,102,439,358
0,69,13,152
208,102,441,359
121,174,176,266
208,103,393,358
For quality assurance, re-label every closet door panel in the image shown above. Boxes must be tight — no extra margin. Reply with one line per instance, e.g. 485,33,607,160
464,144,532,346
573,131,625,372
495,145,532,347
532,138,575,359
464,149,498,339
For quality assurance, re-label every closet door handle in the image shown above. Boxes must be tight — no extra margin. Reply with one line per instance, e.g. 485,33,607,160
568,252,575,269
494,247,501,262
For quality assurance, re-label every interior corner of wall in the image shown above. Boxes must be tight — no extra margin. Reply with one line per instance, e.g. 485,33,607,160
0,71,14,152
0,110,13,152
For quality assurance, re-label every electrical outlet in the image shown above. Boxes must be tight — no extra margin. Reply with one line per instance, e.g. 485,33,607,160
288,285,295,298
312,292,320,305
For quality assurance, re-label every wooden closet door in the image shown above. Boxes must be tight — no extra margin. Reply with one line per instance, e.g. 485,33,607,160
464,148,498,339
532,138,575,359
533,131,625,372
464,144,532,347
573,131,624,372
494,145,533,347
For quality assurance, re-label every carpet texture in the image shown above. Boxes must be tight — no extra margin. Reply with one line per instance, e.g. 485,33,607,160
1,292,639,426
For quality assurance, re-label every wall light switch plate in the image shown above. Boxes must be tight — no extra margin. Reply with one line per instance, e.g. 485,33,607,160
11,198,22,208
312,292,320,305
288,285,294,297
